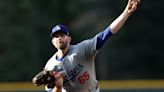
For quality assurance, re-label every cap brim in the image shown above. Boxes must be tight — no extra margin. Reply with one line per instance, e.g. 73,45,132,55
50,30,69,37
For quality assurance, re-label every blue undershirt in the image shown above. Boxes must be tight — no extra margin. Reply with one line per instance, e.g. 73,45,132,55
96,27,113,50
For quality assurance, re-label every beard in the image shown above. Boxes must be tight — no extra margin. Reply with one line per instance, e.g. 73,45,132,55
56,42,68,50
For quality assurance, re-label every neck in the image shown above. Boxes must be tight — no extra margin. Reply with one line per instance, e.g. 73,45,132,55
57,47,69,58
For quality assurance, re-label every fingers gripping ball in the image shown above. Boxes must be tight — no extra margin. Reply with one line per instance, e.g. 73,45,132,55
32,70,56,88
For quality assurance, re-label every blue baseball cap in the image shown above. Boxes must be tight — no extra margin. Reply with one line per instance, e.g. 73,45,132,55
50,25,69,37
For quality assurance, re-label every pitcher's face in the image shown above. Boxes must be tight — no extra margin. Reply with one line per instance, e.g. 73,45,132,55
51,32,71,50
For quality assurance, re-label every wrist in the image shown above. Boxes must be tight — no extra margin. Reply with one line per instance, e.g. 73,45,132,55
55,77,64,88
122,9,132,17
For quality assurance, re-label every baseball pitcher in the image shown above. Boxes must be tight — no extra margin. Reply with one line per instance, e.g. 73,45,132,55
32,0,140,92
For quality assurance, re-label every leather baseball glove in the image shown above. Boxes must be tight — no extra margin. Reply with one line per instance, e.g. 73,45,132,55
32,70,56,88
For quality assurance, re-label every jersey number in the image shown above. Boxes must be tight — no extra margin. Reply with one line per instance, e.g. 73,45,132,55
78,71,89,84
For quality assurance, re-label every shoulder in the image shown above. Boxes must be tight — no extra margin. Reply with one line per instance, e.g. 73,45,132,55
76,37,97,47
44,53,61,71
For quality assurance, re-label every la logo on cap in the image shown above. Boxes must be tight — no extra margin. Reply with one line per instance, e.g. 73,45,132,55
56,26,61,30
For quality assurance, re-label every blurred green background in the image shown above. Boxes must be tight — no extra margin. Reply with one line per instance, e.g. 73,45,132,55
0,0,164,83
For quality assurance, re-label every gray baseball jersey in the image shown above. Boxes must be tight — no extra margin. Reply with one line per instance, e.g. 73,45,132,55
45,35,100,92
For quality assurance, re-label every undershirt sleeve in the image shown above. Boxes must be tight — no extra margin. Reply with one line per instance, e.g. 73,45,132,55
96,27,113,50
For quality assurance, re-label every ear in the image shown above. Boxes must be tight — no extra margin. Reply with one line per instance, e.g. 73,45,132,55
51,38,53,43
51,38,55,45
68,36,72,43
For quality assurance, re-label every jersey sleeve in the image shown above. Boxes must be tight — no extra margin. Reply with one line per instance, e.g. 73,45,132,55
76,36,98,61
76,27,112,61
